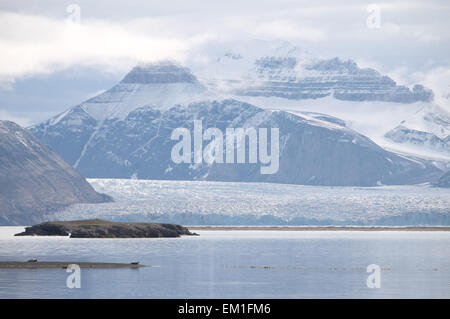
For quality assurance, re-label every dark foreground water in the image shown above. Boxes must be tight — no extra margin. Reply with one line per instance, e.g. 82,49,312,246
0,228,449,298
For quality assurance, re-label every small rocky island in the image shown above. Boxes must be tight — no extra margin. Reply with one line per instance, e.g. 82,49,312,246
15,219,198,238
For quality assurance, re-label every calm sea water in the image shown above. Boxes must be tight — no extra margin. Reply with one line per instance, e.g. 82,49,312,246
0,227,449,298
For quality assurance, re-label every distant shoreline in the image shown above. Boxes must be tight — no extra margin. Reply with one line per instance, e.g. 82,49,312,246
0,261,146,269
188,226,450,231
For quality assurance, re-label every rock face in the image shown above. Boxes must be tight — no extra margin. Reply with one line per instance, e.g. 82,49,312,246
192,42,434,103
437,171,450,187
31,99,442,186
385,125,450,154
121,64,198,84
15,219,197,238
220,56,433,103
0,121,112,225
383,105,450,156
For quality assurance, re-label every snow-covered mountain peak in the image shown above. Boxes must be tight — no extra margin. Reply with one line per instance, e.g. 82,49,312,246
401,103,450,138
65,62,216,122
121,61,199,84
188,41,434,104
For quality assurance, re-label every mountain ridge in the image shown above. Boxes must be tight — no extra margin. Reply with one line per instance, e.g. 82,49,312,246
0,120,112,225
31,99,442,186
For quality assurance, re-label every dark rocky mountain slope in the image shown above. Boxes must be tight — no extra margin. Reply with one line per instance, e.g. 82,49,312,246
32,99,442,186
0,120,111,225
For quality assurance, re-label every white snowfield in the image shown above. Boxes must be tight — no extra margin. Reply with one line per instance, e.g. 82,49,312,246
43,178,450,226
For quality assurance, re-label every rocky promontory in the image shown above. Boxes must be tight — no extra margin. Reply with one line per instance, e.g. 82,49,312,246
0,120,112,226
15,219,198,238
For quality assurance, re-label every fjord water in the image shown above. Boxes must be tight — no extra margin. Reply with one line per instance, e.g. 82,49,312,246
0,228,448,298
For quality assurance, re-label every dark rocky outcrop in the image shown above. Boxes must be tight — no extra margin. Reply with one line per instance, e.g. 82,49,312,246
15,219,198,238
0,121,112,225
436,170,450,188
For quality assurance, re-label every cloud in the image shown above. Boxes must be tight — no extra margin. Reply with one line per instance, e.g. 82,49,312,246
385,65,450,111
0,7,328,83
251,20,325,41
0,11,209,81
0,0,449,112
0,76,15,91
417,67,450,110
224,17,326,42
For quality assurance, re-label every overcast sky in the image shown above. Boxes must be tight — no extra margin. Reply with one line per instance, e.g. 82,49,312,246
1,0,449,125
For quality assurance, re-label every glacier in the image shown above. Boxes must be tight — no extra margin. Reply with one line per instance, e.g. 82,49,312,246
42,178,450,226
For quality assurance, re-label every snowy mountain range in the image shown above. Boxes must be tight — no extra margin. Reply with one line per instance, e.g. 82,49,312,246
30,43,450,186
188,43,449,162
212,55,433,103
31,98,441,185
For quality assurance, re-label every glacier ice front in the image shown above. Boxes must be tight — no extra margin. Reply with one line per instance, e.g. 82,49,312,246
43,179,450,226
